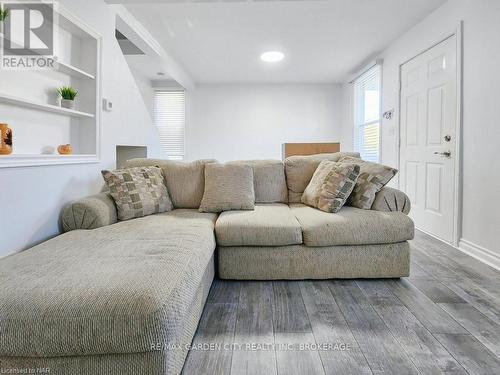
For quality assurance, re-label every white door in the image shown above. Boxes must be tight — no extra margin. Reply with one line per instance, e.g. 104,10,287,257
400,36,457,243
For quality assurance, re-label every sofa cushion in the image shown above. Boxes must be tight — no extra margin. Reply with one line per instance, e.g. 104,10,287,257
215,204,303,246
228,160,287,203
338,156,398,209
290,203,414,246
284,152,360,203
123,158,216,208
101,166,173,221
0,209,217,357
301,160,360,213
199,163,255,213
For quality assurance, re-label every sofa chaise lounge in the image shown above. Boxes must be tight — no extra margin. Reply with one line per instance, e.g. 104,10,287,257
0,152,413,375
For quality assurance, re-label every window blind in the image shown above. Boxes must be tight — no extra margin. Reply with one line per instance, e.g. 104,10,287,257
353,64,381,163
153,89,185,160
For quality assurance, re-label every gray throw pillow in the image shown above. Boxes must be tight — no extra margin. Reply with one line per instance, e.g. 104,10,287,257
338,156,398,209
101,166,173,221
199,163,255,213
301,160,360,213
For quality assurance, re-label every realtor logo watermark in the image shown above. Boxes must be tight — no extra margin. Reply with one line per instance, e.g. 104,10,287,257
1,1,57,69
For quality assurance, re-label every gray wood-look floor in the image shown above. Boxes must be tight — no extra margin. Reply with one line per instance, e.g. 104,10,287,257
182,231,500,375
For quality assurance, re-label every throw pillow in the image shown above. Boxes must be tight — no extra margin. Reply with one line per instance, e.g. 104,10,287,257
122,158,217,208
199,163,255,213
284,152,361,203
337,156,398,209
101,166,173,221
301,160,360,213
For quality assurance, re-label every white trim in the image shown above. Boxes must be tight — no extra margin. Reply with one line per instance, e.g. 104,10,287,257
0,154,99,168
349,58,384,84
352,63,382,163
398,21,463,246
459,239,500,271
453,21,463,247
416,227,500,271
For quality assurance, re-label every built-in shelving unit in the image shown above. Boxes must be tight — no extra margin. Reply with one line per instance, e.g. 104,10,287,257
54,58,96,80
0,6,101,168
0,93,95,118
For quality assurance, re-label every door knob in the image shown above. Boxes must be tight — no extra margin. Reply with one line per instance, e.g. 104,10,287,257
434,150,451,158
444,135,451,142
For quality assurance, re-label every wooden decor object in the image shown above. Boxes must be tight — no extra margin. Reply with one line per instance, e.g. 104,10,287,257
0,123,13,155
58,144,73,155
282,142,340,159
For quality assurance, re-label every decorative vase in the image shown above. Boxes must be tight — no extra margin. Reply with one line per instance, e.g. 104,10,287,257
61,99,75,110
57,144,73,155
0,123,13,155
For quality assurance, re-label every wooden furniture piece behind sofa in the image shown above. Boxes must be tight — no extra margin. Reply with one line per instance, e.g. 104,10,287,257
282,142,340,159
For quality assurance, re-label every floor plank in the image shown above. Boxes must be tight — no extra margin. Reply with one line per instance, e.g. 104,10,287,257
275,332,325,375
299,281,372,375
272,281,311,333
435,333,500,375
231,282,277,375
182,302,238,375
439,302,500,357
384,278,468,334
329,280,420,375
184,231,500,375
408,278,467,303
357,280,468,374
208,279,242,303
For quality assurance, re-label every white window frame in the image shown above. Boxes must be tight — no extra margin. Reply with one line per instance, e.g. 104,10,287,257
153,88,186,161
353,63,382,163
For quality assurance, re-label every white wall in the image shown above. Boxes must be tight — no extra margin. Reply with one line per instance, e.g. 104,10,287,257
342,0,500,263
0,0,163,256
186,84,342,161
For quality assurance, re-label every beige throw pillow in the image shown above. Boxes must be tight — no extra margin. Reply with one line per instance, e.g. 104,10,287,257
338,156,398,209
301,160,360,213
199,163,255,213
101,166,173,221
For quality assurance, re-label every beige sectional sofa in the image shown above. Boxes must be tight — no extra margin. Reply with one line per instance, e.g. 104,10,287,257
0,153,413,375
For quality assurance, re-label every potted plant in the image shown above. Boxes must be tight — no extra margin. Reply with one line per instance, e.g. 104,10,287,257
57,86,78,110
0,6,9,33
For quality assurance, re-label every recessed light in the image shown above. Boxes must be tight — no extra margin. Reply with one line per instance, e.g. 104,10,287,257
260,51,285,63
157,72,165,76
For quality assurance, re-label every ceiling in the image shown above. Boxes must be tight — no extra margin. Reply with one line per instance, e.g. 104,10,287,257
124,0,446,84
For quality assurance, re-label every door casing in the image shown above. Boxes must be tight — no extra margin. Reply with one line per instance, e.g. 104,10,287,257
397,21,463,246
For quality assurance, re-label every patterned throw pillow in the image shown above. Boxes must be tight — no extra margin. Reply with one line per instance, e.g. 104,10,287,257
337,156,398,210
301,160,360,213
101,166,173,221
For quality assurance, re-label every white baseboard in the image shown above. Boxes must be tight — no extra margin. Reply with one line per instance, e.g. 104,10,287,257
458,239,500,271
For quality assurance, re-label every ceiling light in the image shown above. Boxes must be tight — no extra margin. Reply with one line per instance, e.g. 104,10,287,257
260,51,284,63
157,72,165,76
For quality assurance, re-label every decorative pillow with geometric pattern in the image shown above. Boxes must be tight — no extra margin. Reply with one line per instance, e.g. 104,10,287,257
337,156,398,210
101,166,173,221
301,160,360,213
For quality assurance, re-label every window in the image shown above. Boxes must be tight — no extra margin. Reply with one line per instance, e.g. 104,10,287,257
353,64,381,163
153,89,185,160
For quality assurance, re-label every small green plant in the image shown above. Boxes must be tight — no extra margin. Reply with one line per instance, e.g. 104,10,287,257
0,6,9,22
57,86,78,101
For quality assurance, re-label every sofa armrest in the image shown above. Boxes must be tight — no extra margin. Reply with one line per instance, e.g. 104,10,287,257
61,193,118,232
371,187,411,214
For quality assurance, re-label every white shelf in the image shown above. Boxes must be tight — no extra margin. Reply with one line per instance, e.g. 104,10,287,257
0,93,94,118
54,58,95,80
0,154,99,168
